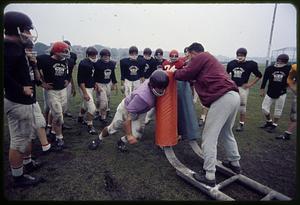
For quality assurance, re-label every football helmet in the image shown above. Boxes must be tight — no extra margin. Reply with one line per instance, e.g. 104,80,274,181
4,11,38,44
51,42,70,59
149,70,169,96
169,49,179,63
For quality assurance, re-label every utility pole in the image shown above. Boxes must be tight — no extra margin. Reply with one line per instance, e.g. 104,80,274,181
265,3,277,68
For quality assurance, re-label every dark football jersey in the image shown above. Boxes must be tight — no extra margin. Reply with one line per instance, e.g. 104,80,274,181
4,39,36,104
37,55,69,90
260,64,291,98
94,60,117,84
154,58,167,70
120,57,144,81
138,56,157,79
77,58,96,88
227,60,262,87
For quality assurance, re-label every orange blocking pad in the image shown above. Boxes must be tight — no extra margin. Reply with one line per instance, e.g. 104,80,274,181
155,71,178,147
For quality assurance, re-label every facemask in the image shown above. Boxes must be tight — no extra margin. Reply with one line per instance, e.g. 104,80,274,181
18,27,38,44
89,57,98,63
155,55,163,62
170,57,178,63
152,88,165,96
144,55,151,60
237,56,246,62
129,55,138,60
275,62,286,68
101,56,110,63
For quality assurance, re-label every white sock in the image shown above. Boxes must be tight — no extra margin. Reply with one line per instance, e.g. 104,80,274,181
56,134,63,140
231,160,240,167
23,155,32,165
11,166,23,177
87,121,93,126
267,119,272,122
239,121,244,125
121,136,128,143
201,114,206,121
42,143,51,151
205,171,215,180
51,130,56,135
272,123,278,127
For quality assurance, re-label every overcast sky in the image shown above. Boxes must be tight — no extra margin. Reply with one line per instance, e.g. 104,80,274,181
4,3,297,57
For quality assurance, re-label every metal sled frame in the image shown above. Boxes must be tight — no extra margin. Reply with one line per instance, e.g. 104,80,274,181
163,141,291,201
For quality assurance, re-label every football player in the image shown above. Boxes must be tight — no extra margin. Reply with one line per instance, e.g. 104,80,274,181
120,46,144,97
77,47,98,134
94,48,118,124
276,64,297,140
25,41,61,154
138,48,157,124
63,40,77,118
40,41,71,148
4,11,43,187
260,54,291,133
227,48,262,131
153,48,167,70
88,70,169,152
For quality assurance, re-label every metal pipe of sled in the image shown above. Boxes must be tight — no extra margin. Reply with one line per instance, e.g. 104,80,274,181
164,147,234,201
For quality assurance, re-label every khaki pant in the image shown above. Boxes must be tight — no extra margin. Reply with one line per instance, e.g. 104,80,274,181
107,99,146,139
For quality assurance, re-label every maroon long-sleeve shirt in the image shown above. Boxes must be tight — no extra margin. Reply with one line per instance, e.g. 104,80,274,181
174,52,238,107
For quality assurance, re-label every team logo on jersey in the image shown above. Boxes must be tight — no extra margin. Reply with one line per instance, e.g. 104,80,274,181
91,68,95,77
272,71,285,82
232,67,245,78
104,69,112,79
129,66,139,75
53,63,67,76
144,63,150,73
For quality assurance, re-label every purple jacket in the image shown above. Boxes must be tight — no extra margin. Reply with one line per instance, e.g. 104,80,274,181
124,79,155,114
174,52,238,107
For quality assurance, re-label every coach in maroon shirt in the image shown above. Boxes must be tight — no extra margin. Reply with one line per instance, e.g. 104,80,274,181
170,42,241,186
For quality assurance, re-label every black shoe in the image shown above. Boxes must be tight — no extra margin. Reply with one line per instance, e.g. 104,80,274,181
236,124,244,132
88,138,102,150
266,124,277,133
64,112,73,118
62,124,72,130
198,119,204,127
78,116,85,124
56,138,65,149
276,133,291,140
88,126,97,135
260,121,273,129
46,132,56,143
13,174,43,188
222,161,241,174
193,170,216,187
99,118,109,126
24,160,43,174
42,144,63,155
117,139,128,152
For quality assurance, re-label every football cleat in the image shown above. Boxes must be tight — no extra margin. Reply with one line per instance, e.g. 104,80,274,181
88,138,102,150
117,139,128,152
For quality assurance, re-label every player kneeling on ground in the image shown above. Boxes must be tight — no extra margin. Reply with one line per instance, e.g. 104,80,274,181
88,70,169,152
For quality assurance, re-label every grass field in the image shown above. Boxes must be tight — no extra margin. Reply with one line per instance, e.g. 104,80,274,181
2,63,297,200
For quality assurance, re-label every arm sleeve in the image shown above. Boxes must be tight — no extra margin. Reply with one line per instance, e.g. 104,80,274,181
252,62,262,78
287,65,297,87
4,55,24,93
77,63,86,85
120,60,125,81
111,63,117,84
260,67,269,89
174,56,204,81
226,62,231,74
